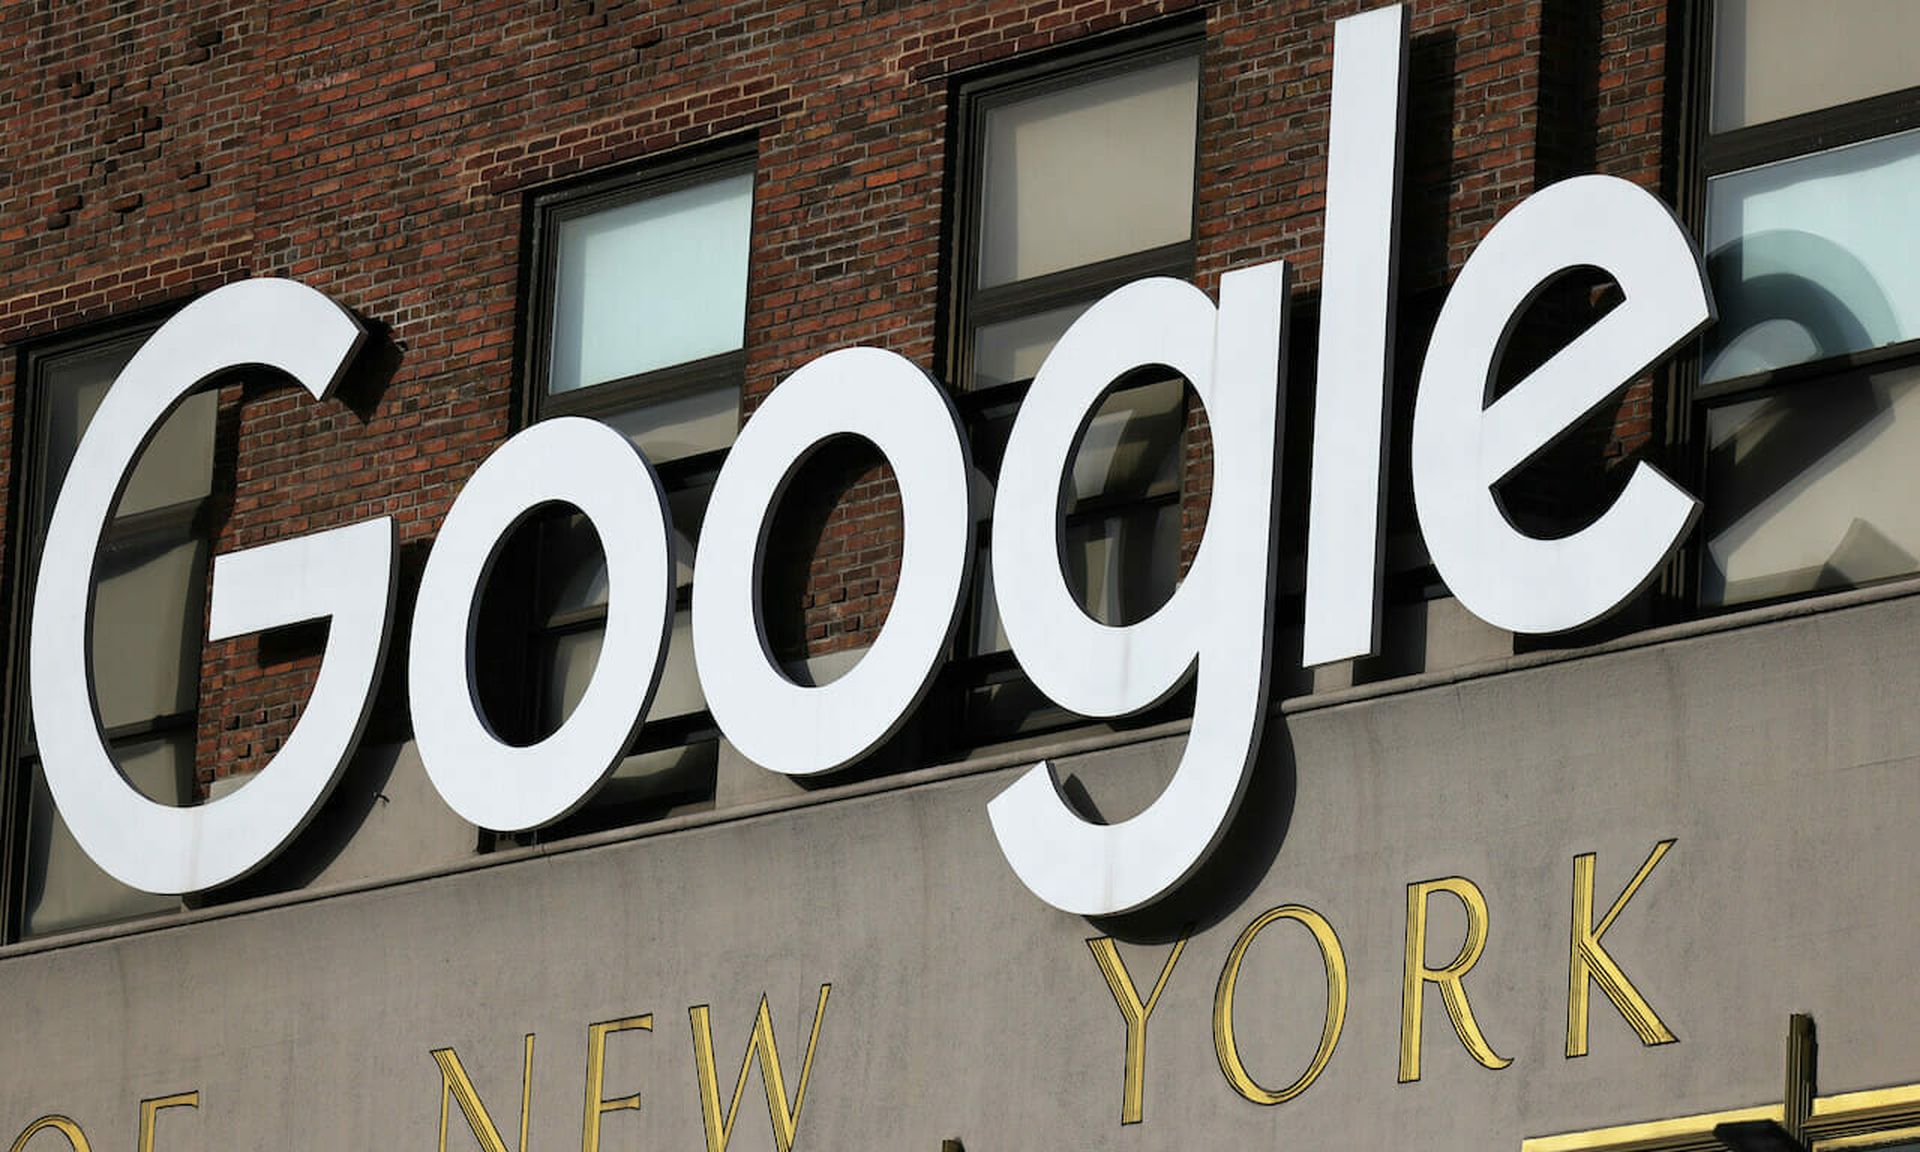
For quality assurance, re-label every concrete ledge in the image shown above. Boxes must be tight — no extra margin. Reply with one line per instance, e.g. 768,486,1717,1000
1283,573,1920,716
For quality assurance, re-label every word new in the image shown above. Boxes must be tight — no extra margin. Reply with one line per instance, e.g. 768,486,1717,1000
429,987,831,1152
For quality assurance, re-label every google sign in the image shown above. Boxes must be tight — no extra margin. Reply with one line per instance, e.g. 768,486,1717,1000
26,5,1712,920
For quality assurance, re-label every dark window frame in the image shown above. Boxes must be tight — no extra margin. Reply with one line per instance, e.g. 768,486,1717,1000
939,22,1207,750
519,140,757,424
498,141,758,841
1679,0,1920,614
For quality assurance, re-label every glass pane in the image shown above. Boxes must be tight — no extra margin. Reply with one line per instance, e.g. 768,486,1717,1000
539,478,713,624
1063,502,1181,626
963,672,1074,739
666,479,714,592
978,54,1198,287
539,512,610,623
548,169,754,392
1068,378,1185,505
120,391,217,518
964,380,1185,654
42,339,215,525
966,402,1020,524
968,502,1182,650
1703,360,1920,607
543,613,703,731
91,532,208,729
966,380,1183,517
545,628,601,730
972,299,1095,388
1711,0,1918,132
1703,128,1920,384
599,386,739,468
591,738,718,810
21,735,189,937
650,612,704,720
969,544,1008,655
42,338,138,510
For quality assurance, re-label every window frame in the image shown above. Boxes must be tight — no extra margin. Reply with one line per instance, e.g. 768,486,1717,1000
941,22,1205,399
939,22,1207,750
1,311,208,942
500,141,758,840
519,142,757,425
1680,0,1920,613
1693,82,1920,408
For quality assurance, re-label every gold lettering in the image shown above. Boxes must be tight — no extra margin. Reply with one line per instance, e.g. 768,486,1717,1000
1213,905,1348,1105
431,1034,535,1152
6,1117,89,1152
1087,935,1187,1125
1399,876,1511,1082
688,985,830,1152
1567,839,1678,1057
582,1014,652,1152
137,1092,198,1152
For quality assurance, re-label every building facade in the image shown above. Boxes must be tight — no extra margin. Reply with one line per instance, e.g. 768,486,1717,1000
1,0,1918,1148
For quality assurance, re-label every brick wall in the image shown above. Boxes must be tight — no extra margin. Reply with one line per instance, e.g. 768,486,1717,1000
0,0,1677,797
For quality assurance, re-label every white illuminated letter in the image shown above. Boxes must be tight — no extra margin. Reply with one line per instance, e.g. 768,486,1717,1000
30,278,395,894
411,417,674,830
1411,174,1712,634
694,347,972,776
988,264,1289,916
1303,2,1409,666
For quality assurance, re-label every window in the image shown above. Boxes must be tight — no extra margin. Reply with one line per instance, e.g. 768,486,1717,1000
945,29,1204,742
5,324,216,937
1694,0,1920,608
497,147,756,835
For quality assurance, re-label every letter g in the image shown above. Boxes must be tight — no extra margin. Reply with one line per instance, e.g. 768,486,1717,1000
30,279,395,894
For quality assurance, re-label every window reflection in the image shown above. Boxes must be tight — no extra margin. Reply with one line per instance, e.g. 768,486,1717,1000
1703,128,1920,384
1703,361,1920,606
